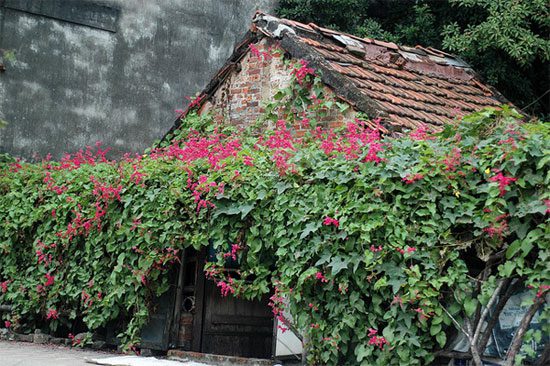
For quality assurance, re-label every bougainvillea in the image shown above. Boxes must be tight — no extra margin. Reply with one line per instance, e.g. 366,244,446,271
0,58,548,365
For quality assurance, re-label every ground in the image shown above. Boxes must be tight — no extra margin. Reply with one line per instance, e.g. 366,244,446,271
0,340,115,366
0,341,210,366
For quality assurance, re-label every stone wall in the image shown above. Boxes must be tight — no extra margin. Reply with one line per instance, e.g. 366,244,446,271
0,0,277,159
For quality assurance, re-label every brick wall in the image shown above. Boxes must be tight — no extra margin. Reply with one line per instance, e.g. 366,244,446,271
200,38,358,130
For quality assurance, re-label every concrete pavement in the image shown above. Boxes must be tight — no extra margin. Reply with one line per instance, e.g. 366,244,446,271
0,340,116,366
0,341,216,366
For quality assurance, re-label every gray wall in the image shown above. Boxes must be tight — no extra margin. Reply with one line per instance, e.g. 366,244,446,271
0,0,276,159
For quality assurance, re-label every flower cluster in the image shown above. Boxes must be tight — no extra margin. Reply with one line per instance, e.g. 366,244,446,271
402,173,424,184
35,241,56,266
318,119,383,162
323,216,339,227
315,271,329,283
217,277,236,297
489,171,517,196
46,308,58,320
291,59,315,85
248,43,273,61
483,213,510,238
223,244,242,261
269,284,289,333
367,328,388,350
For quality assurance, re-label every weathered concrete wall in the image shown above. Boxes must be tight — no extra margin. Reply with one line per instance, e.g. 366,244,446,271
0,0,276,159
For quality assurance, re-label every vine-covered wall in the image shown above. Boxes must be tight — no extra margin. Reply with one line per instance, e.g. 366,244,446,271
0,59,548,365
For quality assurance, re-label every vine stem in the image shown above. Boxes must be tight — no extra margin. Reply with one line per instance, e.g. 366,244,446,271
504,295,545,366
472,278,508,347
477,278,515,353
441,306,483,366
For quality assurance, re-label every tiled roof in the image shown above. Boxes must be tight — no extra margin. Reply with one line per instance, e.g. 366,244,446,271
166,13,512,139
253,13,509,132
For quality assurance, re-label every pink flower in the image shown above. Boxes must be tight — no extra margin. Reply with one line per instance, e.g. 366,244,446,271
217,278,236,297
489,171,517,197
323,216,339,227
402,173,424,184
370,245,383,252
44,273,55,287
4,321,11,328
368,328,378,337
186,94,204,109
243,155,254,166
368,335,388,350
442,148,461,171
407,247,416,253
391,295,403,305
46,309,58,320
315,271,329,283
409,126,431,141
248,43,272,61
223,244,242,261
536,285,550,298
291,60,315,85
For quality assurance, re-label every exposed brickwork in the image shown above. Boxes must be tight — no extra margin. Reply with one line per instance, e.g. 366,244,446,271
200,38,357,130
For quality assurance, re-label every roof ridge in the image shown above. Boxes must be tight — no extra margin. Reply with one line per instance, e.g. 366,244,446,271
254,11,468,67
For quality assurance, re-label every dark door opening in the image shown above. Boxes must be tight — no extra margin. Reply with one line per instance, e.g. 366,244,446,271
192,249,273,358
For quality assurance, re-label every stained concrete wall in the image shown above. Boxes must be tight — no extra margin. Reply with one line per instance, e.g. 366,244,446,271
0,0,277,159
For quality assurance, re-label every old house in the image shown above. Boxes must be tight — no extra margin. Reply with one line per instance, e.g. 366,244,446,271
152,12,512,362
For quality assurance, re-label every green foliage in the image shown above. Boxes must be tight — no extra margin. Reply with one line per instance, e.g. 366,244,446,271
277,0,370,34
0,60,549,364
443,0,550,66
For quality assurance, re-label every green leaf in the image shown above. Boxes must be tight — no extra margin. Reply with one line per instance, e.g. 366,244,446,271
329,256,349,275
300,221,320,239
435,332,447,348
430,323,442,336
463,298,477,318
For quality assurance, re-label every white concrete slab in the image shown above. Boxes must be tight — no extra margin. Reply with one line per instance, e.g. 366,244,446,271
88,355,210,366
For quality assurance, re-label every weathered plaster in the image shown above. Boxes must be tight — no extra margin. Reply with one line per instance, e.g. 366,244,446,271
0,0,277,159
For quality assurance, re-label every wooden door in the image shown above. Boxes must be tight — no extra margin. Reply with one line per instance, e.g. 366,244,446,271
199,279,273,358
191,249,274,358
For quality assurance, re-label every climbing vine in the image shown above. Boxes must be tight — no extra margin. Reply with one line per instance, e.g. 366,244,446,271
0,58,548,365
